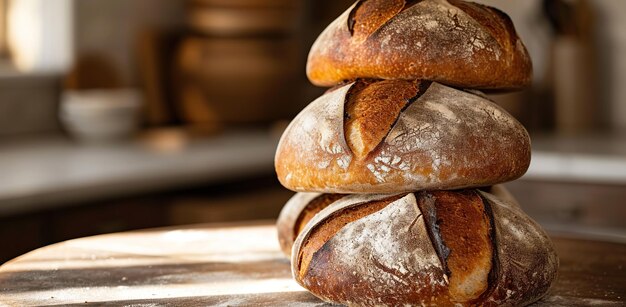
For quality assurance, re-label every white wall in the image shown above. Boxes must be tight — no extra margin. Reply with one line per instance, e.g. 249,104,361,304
0,0,186,138
477,0,626,133
7,0,73,73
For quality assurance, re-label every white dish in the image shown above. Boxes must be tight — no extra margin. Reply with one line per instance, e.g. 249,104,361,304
60,89,142,142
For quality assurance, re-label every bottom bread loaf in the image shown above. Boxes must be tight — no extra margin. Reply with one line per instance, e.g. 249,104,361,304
279,188,558,306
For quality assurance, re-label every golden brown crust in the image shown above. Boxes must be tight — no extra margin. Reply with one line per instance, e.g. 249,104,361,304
297,195,402,279
307,0,532,90
351,0,405,40
277,193,346,256
432,190,492,302
344,79,419,158
479,191,560,306
277,193,320,256
291,190,558,306
275,81,531,193
294,194,346,239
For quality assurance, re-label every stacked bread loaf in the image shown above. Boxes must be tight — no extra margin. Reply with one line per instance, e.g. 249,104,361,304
274,1,558,306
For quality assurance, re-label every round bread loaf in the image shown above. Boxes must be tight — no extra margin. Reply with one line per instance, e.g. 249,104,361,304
275,80,531,193
276,185,517,257
307,0,532,90
291,189,559,306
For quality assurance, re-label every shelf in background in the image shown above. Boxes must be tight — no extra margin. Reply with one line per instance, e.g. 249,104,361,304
525,133,626,184
0,128,278,217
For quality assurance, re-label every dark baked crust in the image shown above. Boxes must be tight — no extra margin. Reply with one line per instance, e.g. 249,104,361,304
430,190,493,302
307,0,532,90
291,190,559,306
478,191,559,306
275,81,531,193
276,193,346,256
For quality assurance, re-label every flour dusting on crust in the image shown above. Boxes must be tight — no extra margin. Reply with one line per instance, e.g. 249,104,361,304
327,194,444,285
291,193,397,275
275,82,354,190
277,192,322,255
291,191,558,306
292,193,449,306
367,82,527,189
375,0,501,63
480,191,559,306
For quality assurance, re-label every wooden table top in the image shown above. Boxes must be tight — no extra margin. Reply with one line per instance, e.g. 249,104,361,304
0,222,624,306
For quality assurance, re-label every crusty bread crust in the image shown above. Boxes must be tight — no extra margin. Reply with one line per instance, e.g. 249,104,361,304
431,190,492,302
478,190,559,306
345,79,419,158
276,192,346,256
296,195,403,281
275,81,531,193
307,0,532,90
276,185,517,259
277,193,321,256
294,194,346,237
291,190,558,306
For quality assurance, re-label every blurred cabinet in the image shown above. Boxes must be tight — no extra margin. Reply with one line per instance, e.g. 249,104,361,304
173,0,305,126
170,186,292,224
0,217,44,263
170,0,361,127
0,176,291,264
0,200,168,264
47,200,169,242
174,37,300,124
506,180,626,237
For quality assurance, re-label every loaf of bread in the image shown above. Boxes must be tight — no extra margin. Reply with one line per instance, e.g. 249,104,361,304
275,80,531,193
307,0,532,90
277,185,518,258
291,189,558,306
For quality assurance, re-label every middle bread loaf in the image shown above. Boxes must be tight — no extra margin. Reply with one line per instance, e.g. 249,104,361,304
275,79,530,193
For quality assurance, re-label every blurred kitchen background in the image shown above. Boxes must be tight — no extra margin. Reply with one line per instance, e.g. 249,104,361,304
0,0,624,263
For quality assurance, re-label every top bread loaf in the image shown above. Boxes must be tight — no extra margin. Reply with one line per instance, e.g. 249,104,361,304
307,0,532,90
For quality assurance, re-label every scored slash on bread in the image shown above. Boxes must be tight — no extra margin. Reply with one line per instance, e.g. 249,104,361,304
344,79,425,158
275,80,531,193
276,192,346,256
290,190,559,306
348,0,406,40
277,185,519,259
423,190,493,302
307,0,532,90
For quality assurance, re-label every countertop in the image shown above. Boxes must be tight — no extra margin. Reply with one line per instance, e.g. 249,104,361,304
0,222,624,306
0,129,279,216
